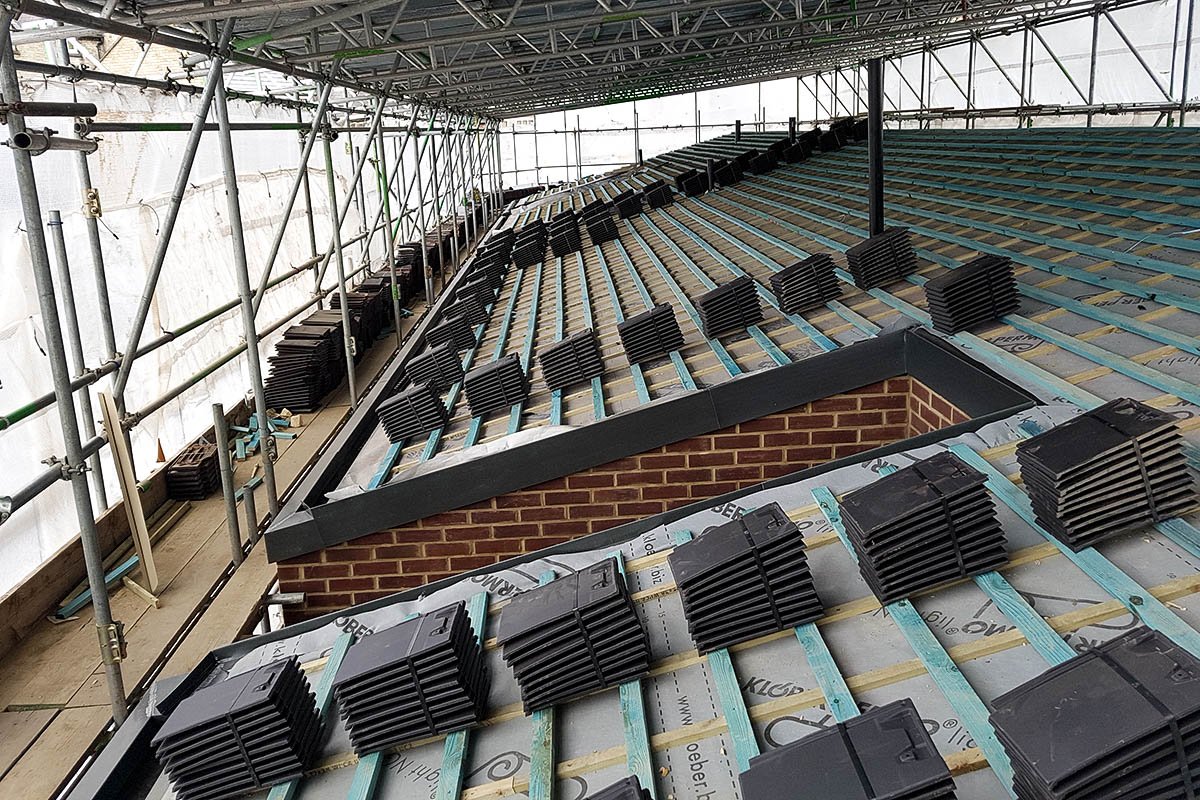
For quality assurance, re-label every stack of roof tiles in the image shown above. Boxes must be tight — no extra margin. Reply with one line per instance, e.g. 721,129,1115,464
389,246,420,302
495,558,651,712
668,503,823,653
989,627,1200,800
330,283,388,345
375,382,448,443
441,293,488,325
739,699,956,800
695,275,763,338
462,353,530,417
845,227,919,289
538,328,605,391
782,130,819,162
548,209,583,257
332,602,488,755
838,451,1008,604
748,150,778,174
818,126,846,152
471,234,513,289
642,180,674,209
924,254,1019,333
617,303,684,365
674,168,708,196
264,318,345,412
731,149,758,170
152,657,320,800
713,158,742,187
425,313,477,352
584,776,653,800
404,342,464,392
583,203,621,245
770,253,842,313
512,221,547,269
612,190,643,219
456,274,497,307
165,442,221,500
1015,398,1197,551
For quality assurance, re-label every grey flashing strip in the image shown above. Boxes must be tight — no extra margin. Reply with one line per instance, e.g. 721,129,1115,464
266,328,1035,562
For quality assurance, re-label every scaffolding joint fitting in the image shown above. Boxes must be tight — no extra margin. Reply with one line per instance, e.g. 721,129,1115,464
0,496,11,526
97,621,127,664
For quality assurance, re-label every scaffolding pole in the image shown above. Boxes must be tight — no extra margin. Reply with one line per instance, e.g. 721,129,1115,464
0,16,128,725
46,210,108,509
212,58,281,516
322,127,360,407
251,80,334,317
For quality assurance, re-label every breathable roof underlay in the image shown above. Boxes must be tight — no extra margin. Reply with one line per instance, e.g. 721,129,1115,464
102,402,1200,800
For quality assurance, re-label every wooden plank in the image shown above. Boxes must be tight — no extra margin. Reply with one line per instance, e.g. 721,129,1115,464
949,444,1200,657
811,487,1016,795
671,530,759,772
791,624,858,723
528,570,558,800
0,706,110,800
436,592,491,800
99,391,160,593
610,551,656,798
0,709,54,778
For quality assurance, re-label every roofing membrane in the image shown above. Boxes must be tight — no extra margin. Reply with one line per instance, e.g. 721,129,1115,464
329,126,1200,505
146,401,1200,800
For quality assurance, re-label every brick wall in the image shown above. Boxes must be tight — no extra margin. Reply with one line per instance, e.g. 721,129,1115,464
280,377,968,621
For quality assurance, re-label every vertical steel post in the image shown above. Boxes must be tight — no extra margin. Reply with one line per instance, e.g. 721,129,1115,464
252,81,333,316
393,132,408,243
375,116,403,347
414,127,435,305
352,142,368,257
242,482,259,545
212,63,281,515
445,118,461,269
867,57,885,237
298,106,319,259
429,118,448,283
212,403,242,565
322,131,360,406
47,211,108,508
0,23,128,724
1181,0,1195,125
54,39,118,390
1087,10,1100,127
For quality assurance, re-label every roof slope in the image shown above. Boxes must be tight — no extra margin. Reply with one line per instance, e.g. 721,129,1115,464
268,124,1200,556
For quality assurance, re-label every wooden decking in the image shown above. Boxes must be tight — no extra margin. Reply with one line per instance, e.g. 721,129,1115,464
0,308,421,800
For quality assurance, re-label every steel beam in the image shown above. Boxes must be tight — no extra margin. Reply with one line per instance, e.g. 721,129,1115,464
867,57,884,236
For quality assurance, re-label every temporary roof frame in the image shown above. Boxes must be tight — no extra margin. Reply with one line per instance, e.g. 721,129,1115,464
2,0,1166,118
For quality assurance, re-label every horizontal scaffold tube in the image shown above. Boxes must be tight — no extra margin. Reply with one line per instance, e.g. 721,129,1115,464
0,229,369,431
2,252,378,520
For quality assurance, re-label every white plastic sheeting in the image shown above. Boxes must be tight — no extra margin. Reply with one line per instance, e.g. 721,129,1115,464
0,79,378,596
498,0,1199,187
